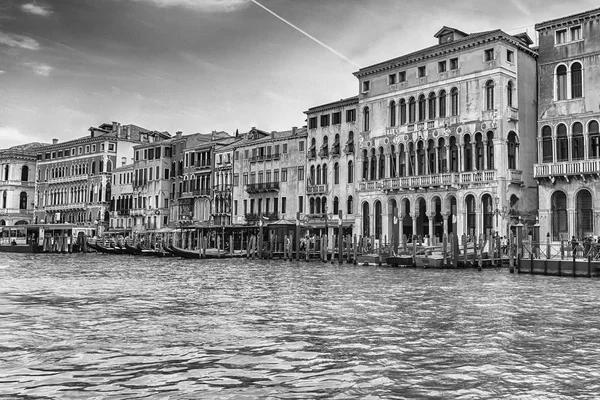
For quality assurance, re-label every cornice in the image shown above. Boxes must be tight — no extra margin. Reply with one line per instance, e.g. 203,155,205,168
535,8,600,32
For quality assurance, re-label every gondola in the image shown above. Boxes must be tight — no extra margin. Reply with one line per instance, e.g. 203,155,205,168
125,243,173,257
166,245,201,259
87,241,127,255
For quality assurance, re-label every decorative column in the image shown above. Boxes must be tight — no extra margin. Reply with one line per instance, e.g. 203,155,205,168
442,212,450,236
428,211,435,239
412,215,417,236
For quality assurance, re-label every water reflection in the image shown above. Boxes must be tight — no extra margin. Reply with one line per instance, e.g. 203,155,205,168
1,253,599,398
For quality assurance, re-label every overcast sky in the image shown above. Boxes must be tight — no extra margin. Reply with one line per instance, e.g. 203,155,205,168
0,0,597,148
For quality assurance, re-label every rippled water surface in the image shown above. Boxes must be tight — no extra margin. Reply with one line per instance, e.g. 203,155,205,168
1,253,600,399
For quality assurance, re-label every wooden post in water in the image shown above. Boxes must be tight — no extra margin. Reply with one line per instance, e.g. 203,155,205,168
378,234,383,266
573,248,577,278
473,235,478,269
442,233,448,267
412,236,417,268
203,235,207,258
490,233,495,267
462,234,468,268
229,235,233,257
588,255,592,278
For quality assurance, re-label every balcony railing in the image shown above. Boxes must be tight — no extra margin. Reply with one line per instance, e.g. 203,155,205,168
245,182,280,193
358,170,498,192
306,184,327,195
249,153,281,163
196,162,211,170
534,159,600,178
117,209,130,216
47,174,89,184
245,212,279,222
213,184,232,193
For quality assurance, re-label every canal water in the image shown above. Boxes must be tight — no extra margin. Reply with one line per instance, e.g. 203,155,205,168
1,254,599,399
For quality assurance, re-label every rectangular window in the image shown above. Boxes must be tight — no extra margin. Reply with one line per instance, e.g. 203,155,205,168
388,73,396,85
258,171,263,184
309,117,317,129
250,172,256,184
91,145,96,152
148,148,154,160
85,146,90,153
156,166,159,180
298,166,304,180
556,29,567,44
143,149,148,160
346,108,356,122
156,147,161,159
299,196,303,213
274,169,279,182
362,80,370,92
185,153,189,167
274,198,279,213
244,149,249,159
320,114,330,127
507,50,514,63
234,200,238,215
418,66,426,78
266,171,271,183
332,112,341,125
484,48,494,61
78,147,83,155
265,198,270,213
299,141,305,152
281,168,287,182
398,71,406,82
190,152,195,166
438,61,447,73
235,151,239,160
283,144,288,154
244,199,247,214
234,173,239,186
570,25,581,41
57,150,63,158
243,173,248,185
164,168,169,179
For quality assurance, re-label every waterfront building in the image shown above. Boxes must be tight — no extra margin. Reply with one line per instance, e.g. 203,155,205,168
130,133,174,233
304,97,358,237
353,27,538,243
0,142,46,226
108,164,134,235
170,131,231,227
34,122,167,235
231,127,307,226
534,8,600,241
211,136,241,226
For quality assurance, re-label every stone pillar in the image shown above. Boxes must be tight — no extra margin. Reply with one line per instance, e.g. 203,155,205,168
483,140,488,170
428,212,435,239
399,213,405,240
442,212,450,235
434,146,439,174
412,216,417,236
458,145,464,172
568,209,576,239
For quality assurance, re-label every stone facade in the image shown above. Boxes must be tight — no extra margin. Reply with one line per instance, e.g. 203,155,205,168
231,127,307,226
534,8,600,241
109,164,134,233
353,27,538,244
0,143,45,225
304,96,358,236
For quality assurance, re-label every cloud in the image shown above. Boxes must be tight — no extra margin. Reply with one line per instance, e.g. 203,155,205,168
0,70,5,75
128,0,250,12
509,0,531,16
24,62,52,76
20,3,53,16
0,32,40,50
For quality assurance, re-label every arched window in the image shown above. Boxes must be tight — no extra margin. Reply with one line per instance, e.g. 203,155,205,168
475,133,484,170
106,160,112,173
4,165,9,181
408,97,416,123
542,126,553,162
571,62,582,98
485,80,495,110
21,166,29,182
363,107,370,131
450,87,459,116
333,196,339,214
2,191,6,208
576,189,593,238
417,141,425,175
369,148,376,180
589,121,600,159
362,149,368,180
91,161,96,175
556,64,567,100
378,147,385,179
321,197,327,214
482,194,493,235
507,81,514,107
551,191,568,240
427,140,435,174
390,145,397,177
19,192,27,210
316,165,321,185
310,165,315,185
389,100,396,126
418,94,426,122
428,92,436,120
439,90,447,118
572,122,584,160
347,196,354,215
374,201,382,238
399,143,406,176
334,162,339,184
438,138,447,173
557,124,568,161
400,99,407,125
322,164,327,185
507,131,517,169
486,131,494,169
466,194,476,237
464,135,472,171
348,161,354,183
310,198,315,214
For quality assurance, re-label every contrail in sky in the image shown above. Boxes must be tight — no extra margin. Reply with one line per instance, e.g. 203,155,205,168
250,0,360,68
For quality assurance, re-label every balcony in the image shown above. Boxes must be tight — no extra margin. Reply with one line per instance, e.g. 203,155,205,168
44,202,87,212
249,153,281,163
47,174,89,184
245,212,279,222
117,209,130,216
213,184,232,194
318,148,329,158
358,170,498,192
510,169,523,184
245,182,280,193
1,180,36,187
196,162,211,170
132,180,148,189
306,184,328,195
507,107,519,122
534,159,600,180
188,188,212,197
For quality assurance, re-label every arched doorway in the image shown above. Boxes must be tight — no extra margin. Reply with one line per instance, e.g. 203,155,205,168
362,202,370,237
432,196,443,240
465,194,476,237
576,189,593,239
445,195,457,236
416,197,428,237
482,194,494,237
401,198,412,238
388,198,398,247
374,200,382,239
551,191,568,241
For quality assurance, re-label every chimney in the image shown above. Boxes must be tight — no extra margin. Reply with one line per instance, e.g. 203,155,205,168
292,126,298,135
126,126,131,139
112,121,118,132
117,123,122,138
176,131,183,139
52,138,58,145
121,157,127,167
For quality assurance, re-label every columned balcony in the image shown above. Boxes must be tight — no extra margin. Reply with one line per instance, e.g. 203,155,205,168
44,202,87,212
306,184,328,195
534,159,600,180
358,170,498,192
245,182,279,193
47,174,89,184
